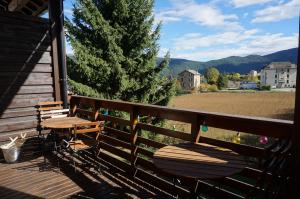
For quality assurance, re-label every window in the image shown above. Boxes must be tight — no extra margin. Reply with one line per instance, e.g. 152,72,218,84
287,69,290,73
287,74,289,78
275,80,277,84
287,80,289,83
275,74,277,78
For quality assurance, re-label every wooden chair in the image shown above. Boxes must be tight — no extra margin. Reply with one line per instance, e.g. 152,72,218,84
37,101,69,122
37,101,69,169
246,139,292,198
64,121,104,172
37,101,70,146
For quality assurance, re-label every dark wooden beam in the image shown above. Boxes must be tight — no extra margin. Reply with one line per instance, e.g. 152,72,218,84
8,0,30,11
291,18,300,199
49,0,68,107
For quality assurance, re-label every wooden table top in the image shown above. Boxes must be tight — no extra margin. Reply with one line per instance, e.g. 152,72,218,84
41,117,91,129
153,142,247,179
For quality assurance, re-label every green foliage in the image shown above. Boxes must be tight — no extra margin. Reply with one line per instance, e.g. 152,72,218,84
227,73,241,81
260,85,271,91
205,67,220,84
217,74,229,89
175,80,190,95
66,0,175,106
207,84,218,92
244,75,259,82
199,83,209,92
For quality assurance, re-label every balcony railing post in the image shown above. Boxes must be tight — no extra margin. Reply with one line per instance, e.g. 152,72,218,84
130,106,139,177
191,114,202,143
69,96,78,116
93,101,100,121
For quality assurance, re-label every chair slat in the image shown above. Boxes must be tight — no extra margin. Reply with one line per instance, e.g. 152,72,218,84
38,106,63,111
38,101,63,106
51,114,68,119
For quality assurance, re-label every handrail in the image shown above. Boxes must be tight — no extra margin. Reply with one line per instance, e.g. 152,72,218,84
70,95,293,139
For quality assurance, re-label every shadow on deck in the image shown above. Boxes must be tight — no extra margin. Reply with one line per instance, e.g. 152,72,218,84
0,138,171,199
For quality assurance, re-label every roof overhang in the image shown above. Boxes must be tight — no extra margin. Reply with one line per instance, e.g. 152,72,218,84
0,0,48,16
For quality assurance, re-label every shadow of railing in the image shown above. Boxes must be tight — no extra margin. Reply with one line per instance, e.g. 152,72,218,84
51,149,172,198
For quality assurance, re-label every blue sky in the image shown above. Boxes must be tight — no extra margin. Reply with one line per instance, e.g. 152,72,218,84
63,0,299,61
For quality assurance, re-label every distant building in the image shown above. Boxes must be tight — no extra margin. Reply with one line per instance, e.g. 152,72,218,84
240,81,258,89
260,62,297,88
227,80,240,90
178,69,201,90
249,70,258,77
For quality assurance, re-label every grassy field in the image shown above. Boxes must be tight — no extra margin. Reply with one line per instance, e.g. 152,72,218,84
165,92,295,146
170,92,295,120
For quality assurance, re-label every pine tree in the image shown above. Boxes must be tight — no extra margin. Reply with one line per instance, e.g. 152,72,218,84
66,0,175,106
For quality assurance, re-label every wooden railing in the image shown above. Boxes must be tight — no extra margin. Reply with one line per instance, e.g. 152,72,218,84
70,95,293,198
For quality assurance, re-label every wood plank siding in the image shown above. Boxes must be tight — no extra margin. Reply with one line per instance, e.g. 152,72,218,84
0,12,58,141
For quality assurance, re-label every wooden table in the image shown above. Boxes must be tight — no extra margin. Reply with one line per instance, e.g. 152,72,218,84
153,142,247,179
41,117,91,129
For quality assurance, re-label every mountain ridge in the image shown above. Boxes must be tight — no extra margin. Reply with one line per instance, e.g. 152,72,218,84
162,48,298,75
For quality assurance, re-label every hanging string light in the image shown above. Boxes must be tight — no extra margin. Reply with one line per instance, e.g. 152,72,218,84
259,136,268,145
173,125,176,131
233,132,241,144
103,109,109,116
201,122,208,133
133,116,139,125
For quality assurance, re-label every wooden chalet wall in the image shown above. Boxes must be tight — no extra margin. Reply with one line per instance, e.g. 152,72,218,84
0,12,58,141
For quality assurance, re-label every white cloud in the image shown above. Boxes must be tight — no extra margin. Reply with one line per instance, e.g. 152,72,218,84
171,32,298,61
173,29,259,50
158,47,170,57
155,0,242,30
252,0,300,23
231,0,273,8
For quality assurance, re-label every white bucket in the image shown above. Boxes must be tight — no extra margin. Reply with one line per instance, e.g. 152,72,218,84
1,145,21,163
0,133,26,163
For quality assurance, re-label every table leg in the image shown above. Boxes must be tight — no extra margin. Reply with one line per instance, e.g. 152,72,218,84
188,179,199,199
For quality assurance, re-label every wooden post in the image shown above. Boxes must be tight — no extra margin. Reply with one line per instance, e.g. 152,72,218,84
93,101,100,121
191,114,202,143
291,18,300,199
69,96,77,116
130,106,139,177
49,0,68,108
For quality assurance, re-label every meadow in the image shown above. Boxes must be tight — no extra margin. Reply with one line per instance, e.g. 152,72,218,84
165,92,295,146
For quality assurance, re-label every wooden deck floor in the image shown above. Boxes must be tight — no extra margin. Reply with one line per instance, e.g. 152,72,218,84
0,139,170,199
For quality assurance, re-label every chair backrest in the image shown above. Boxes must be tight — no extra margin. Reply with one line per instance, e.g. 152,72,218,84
247,139,292,198
73,121,104,140
37,101,69,121
65,121,104,152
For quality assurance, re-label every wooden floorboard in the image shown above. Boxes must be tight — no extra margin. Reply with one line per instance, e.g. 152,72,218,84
0,140,170,199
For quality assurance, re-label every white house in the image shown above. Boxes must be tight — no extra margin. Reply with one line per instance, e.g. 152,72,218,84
249,70,258,77
260,62,297,88
178,69,201,90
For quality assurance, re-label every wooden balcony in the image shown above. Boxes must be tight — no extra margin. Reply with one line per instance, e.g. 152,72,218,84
0,0,299,198
0,94,294,198
0,138,169,198
64,95,293,198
